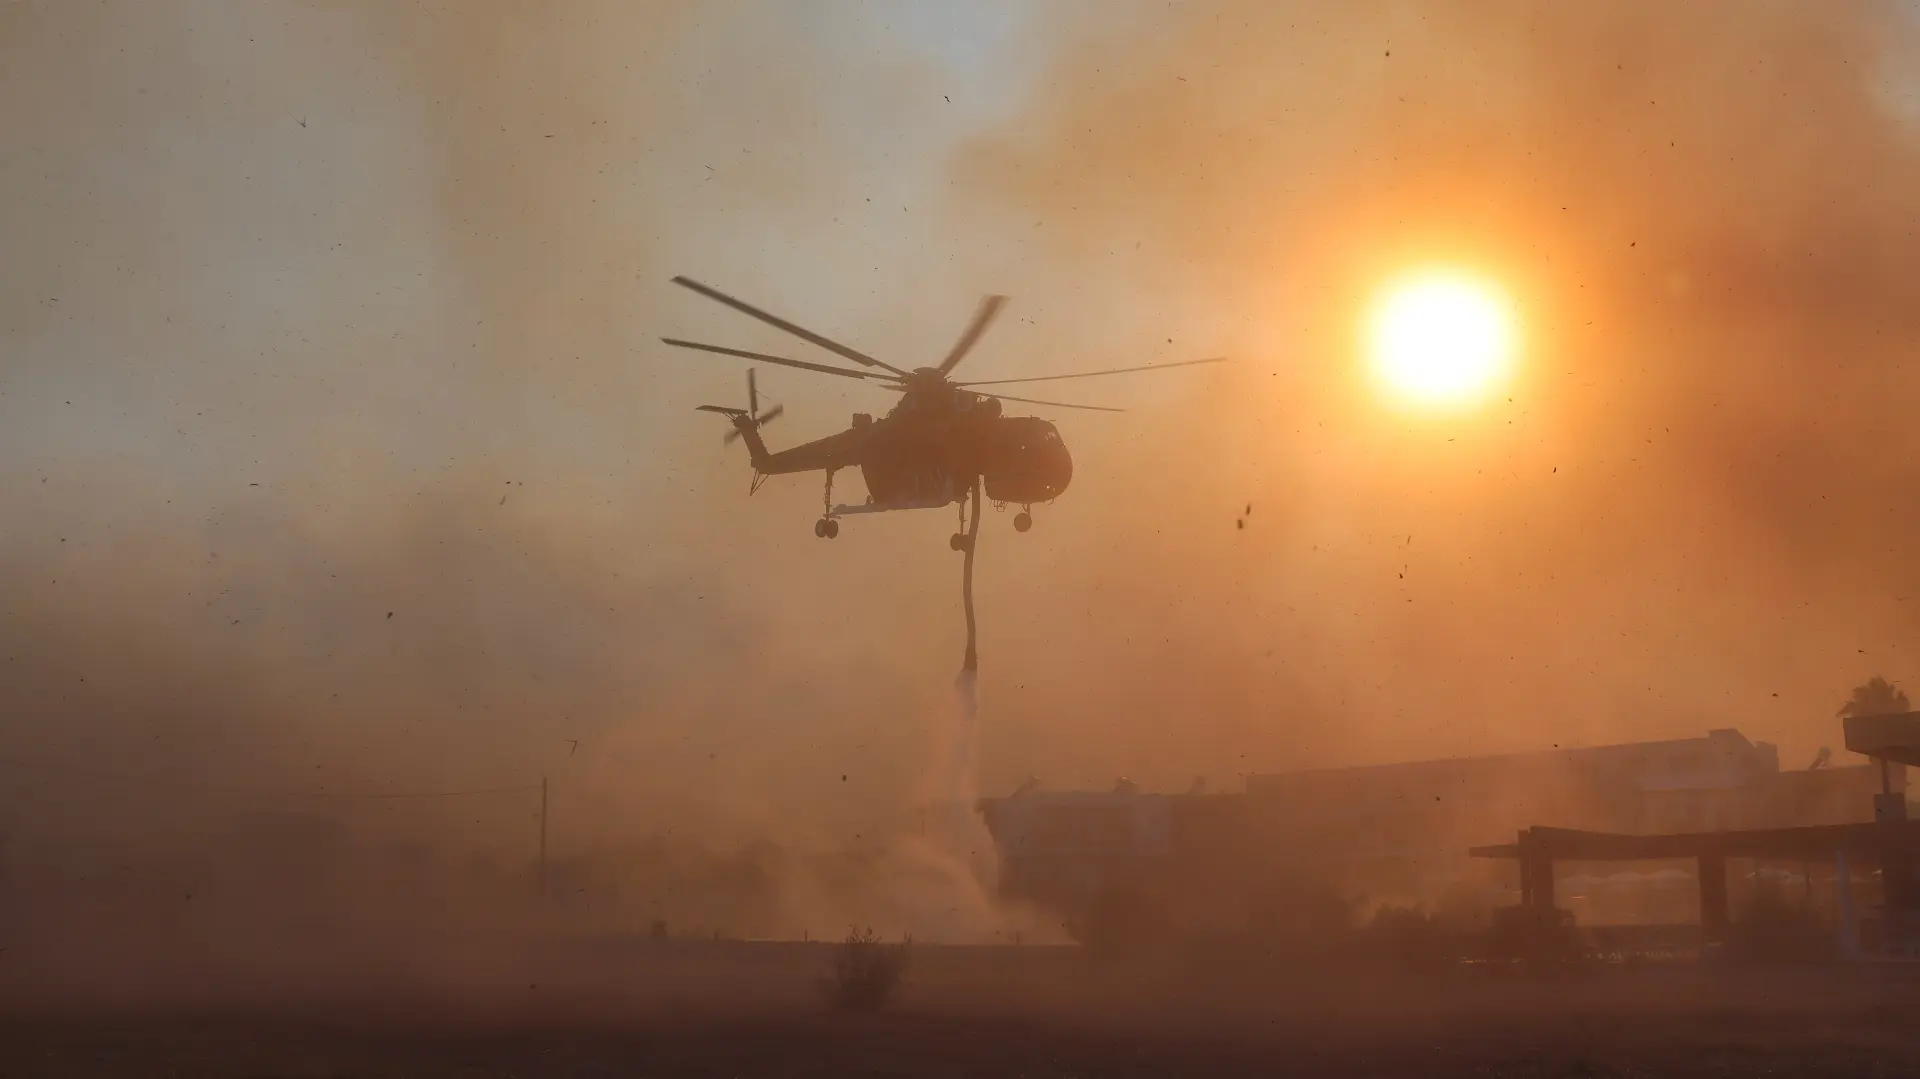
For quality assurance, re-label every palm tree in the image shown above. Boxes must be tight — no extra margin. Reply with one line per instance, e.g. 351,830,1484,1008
1837,676,1911,719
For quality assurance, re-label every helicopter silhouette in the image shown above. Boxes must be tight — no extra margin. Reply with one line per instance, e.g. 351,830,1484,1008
663,276,1224,549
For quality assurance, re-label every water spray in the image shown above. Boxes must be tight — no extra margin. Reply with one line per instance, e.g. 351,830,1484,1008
914,475,994,940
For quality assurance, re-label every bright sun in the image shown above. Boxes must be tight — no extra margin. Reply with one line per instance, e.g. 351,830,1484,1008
1366,273,1517,407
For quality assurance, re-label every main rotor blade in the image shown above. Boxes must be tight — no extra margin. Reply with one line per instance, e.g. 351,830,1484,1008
977,390,1125,413
660,338,893,382
936,294,1008,375
670,276,910,377
957,356,1229,387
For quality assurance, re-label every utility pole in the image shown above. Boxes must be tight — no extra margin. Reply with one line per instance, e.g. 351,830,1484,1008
537,775,548,900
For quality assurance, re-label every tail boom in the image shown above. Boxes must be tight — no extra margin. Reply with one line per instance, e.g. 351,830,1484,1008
694,408,869,477
695,405,774,472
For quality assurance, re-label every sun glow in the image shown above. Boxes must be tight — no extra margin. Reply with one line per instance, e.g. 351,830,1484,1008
1366,272,1517,408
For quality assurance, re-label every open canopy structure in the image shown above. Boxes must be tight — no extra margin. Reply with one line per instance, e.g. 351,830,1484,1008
1843,711,1920,769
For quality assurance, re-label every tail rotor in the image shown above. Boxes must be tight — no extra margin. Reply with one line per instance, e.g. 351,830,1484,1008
723,368,784,445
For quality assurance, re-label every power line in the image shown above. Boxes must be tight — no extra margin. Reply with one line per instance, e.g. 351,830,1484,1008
0,760,543,804
257,783,543,801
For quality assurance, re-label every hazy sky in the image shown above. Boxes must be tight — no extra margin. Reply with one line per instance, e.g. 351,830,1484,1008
6,1,1920,855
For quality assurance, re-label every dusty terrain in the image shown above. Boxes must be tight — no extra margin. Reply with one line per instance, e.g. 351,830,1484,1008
4,938,1918,1077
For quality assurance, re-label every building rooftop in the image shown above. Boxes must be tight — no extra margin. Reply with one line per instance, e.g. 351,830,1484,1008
1252,728,1764,780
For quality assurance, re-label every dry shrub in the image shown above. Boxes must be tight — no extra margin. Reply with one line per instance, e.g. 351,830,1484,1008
826,926,910,1011
1723,881,1833,963
1076,886,1176,956
1357,904,1459,969
1245,877,1359,959
1484,904,1583,964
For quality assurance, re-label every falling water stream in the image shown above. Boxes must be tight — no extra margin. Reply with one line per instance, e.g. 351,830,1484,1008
905,478,998,941
951,476,984,834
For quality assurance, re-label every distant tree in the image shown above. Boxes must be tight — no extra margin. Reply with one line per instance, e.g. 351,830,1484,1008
1837,676,1911,719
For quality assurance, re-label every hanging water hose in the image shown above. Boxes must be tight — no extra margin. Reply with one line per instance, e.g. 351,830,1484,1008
960,474,982,673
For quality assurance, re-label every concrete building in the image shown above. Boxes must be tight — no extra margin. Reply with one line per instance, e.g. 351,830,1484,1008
978,728,1900,941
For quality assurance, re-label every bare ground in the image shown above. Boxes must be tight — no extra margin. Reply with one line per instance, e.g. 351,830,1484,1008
3,939,1918,1077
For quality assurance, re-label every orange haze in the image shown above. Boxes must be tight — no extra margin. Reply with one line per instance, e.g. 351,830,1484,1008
2,0,1918,948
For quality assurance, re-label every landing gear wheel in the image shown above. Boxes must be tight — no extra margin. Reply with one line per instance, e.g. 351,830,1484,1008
813,519,827,539
1013,511,1033,533
824,519,840,539
949,532,972,552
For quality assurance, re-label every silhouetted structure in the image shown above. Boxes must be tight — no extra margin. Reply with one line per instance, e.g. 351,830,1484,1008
662,275,1223,545
1475,712,1920,955
979,727,1901,944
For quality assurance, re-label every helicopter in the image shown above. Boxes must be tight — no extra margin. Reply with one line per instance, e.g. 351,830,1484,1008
662,276,1225,548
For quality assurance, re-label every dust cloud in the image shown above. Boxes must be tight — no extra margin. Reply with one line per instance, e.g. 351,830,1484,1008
0,0,1034,975
6,0,1920,996
948,0,1920,779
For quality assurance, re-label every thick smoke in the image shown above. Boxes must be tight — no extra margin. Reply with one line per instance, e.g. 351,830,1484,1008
945,0,1920,775
0,0,1030,955
8,0,1920,976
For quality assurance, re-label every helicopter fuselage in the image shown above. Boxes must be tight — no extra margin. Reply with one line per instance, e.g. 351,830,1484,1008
731,384,1072,510
666,275,1221,542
